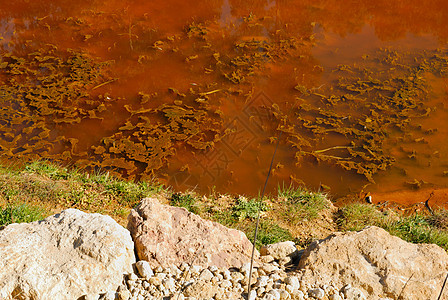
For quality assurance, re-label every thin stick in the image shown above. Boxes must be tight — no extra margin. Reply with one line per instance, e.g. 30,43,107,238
92,78,117,90
425,191,435,215
437,272,448,300
247,130,282,298
128,18,134,51
314,145,353,153
199,89,222,96
398,273,413,299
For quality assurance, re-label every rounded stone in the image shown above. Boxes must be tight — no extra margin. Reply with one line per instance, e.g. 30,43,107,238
135,261,154,279
309,287,325,299
284,276,300,291
267,289,281,300
255,276,270,287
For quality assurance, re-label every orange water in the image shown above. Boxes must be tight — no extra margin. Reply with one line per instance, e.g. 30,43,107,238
1,0,447,203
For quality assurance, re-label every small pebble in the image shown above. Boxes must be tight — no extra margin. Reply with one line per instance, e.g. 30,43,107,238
135,261,153,279
309,287,325,299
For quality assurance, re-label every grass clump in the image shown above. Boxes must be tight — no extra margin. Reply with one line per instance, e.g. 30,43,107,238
336,202,448,251
336,202,387,231
206,195,292,249
0,160,166,224
232,197,268,221
279,185,328,224
24,160,71,180
387,215,448,250
428,210,448,230
245,220,294,249
170,193,200,214
0,202,47,226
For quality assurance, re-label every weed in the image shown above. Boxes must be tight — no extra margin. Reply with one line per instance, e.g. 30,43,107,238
0,161,166,225
336,203,386,231
170,193,200,214
24,160,70,180
336,202,448,251
0,202,46,226
211,209,235,227
232,197,268,221
428,210,448,230
278,185,328,224
386,216,448,249
244,220,293,249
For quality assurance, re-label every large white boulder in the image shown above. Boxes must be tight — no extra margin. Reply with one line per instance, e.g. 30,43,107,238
0,209,135,299
298,226,448,299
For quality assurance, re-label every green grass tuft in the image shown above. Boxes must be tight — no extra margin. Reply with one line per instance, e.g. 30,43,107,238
278,184,328,224
336,202,386,231
386,216,448,249
170,193,200,214
336,202,448,251
245,220,294,249
232,197,268,221
0,160,166,223
0,202,47,226
24,160,71,180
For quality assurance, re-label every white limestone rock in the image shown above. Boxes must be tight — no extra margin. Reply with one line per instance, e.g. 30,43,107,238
0,209,135,300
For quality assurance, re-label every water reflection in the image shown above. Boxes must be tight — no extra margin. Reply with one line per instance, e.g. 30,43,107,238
0,0,447,202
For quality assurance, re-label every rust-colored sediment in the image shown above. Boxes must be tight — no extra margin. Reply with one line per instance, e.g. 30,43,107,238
0,0,447,204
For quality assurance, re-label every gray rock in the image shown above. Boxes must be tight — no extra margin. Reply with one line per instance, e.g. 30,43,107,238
344,287,366,300
231,271,245,283
261,263,280,274
128,273,138,281
262,294,276,300
329,293,343,300
278,289,291,300
248,289,257,300
163,277,176,291
101,291,116,300
222,269,232,280
295,290,306,300
260,255,275,264
240,262,252,275
0,209,135,300
117,286,131,300
148,277,162,286
220,279,232,289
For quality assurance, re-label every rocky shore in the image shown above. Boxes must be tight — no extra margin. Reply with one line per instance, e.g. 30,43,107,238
1,197,447,300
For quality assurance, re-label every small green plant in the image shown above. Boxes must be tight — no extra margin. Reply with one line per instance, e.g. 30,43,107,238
386,215,448,249
0,203,46,226
336,203,448,251
0,160,166,223
24,160,70,180
170,193,200,214
232,197,268,220
336,202,386,231
245,220,293,249
428,210,448,230
94,175,163,207
279,185,328,224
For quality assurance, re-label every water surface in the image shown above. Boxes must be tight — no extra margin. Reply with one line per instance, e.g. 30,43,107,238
0,0,447,203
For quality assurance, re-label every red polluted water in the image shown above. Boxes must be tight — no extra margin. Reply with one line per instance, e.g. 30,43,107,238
0,0,447,206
